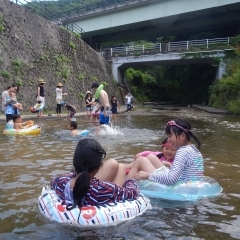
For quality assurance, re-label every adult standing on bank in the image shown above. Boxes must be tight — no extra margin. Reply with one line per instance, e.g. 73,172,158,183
36,79,45,118
56,83,67,116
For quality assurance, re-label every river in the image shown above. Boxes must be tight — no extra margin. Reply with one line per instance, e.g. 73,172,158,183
0,107,239,239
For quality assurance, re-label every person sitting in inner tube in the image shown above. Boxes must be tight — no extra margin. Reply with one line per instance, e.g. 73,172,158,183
125,118,204,185
13,114,32,130
125,138,177,174
50,138,139,208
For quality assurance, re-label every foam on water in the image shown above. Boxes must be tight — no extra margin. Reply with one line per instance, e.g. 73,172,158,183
98,124,123,136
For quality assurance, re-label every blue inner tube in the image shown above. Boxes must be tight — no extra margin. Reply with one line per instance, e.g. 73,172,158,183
137,176,222,201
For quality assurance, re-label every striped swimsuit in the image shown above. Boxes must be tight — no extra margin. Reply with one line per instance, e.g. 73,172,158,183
50,171,140,206
149,145,204,185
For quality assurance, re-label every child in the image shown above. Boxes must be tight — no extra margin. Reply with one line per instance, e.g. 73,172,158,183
85,91,93,119
125,118,204,185
62,102,76,120
50,138,139,208
9,92,23,110
125,138,177,173
125,93,133,113
68,121,82,136
13,114,31,130
110,96,121,124
90,99,100,123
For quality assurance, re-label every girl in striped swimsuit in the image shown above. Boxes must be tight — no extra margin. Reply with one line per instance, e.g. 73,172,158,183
126,118,204,185
50,138,139,209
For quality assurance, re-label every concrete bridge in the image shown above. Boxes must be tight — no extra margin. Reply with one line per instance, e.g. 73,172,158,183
62,0,240,44
102,37,230,83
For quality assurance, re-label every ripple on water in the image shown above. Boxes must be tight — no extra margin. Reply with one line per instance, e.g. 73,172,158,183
0,113,240,239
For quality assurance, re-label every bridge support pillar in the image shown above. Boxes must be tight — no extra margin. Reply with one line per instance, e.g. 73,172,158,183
216,61,226,80
112,62,123,83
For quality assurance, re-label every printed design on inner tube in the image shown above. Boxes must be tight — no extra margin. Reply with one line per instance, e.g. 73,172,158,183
81,206,97,220
38,186,151,227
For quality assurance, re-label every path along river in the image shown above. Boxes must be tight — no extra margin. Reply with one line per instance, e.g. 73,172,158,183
0,107,240,239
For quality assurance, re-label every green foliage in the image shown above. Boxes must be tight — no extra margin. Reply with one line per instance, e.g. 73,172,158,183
12,59,22,67
1,70,11,78
78,72,85,80
74,32,81,39
0,14,4,34
69,41,76,50
54,54,71,64
208,42,240,114
16,78,23,87
0,57,3,62
61,69,69,79
77,93,85,99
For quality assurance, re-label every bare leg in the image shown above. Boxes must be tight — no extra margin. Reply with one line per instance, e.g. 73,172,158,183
95,159,125,186
126,156,164,181
146,154,165,168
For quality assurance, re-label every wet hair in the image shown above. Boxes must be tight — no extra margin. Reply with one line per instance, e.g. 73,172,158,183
67,138,106,210
13,114,21,123
90,82,99,89
165,118,201,148
70,121,77,130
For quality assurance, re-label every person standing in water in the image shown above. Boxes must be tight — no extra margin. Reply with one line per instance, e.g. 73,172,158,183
36,79,46,118
110,96,121,124
91,82,111,125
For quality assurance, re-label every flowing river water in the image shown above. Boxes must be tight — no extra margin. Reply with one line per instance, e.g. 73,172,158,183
0,107,240,240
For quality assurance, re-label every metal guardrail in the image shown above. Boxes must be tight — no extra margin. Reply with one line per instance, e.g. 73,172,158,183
102,37,230,59
9,0,100,51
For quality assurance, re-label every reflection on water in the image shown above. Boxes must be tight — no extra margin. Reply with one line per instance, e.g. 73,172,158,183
0,108,240,239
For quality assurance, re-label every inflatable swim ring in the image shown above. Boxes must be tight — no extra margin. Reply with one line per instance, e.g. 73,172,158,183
3,125,41,135
30,101,44,113
38,186,151,227
137,176,222,201
78,130,89,136
94,84,104,99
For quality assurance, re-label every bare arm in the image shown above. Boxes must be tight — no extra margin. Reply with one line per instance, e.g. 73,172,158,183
37,86,40,100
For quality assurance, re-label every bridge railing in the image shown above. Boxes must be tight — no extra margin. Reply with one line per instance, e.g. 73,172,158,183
9,0,100,51
102,37,230,59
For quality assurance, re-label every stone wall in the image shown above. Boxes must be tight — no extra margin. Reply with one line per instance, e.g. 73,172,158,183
0,0,120,113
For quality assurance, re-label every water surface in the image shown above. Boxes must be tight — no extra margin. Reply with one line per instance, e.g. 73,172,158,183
0,108,240,239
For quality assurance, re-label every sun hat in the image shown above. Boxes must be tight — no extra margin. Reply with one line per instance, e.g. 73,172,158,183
57,83,63,87
38,79,46,84
86,91,92,94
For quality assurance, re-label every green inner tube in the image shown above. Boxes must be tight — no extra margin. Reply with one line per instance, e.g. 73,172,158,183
94,84,104,99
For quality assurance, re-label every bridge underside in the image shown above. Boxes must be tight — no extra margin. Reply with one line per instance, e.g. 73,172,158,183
118,58,218,71
69,2,240,44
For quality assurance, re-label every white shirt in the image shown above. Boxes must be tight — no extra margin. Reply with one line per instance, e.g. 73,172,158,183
56,88,62,99
125,95,133,104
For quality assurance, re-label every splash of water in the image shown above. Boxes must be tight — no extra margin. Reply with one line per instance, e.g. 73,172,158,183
98,124,123,135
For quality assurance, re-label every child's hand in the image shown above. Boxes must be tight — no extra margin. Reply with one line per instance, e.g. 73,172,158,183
162,161,172,168
134,171,150,181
